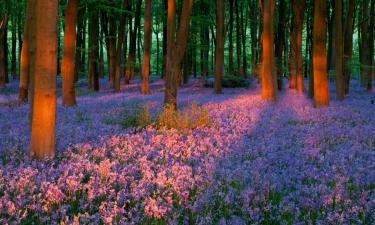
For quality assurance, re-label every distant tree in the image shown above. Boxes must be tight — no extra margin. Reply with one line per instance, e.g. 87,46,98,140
141,0,151,94
214,0,224,94
335,0,344,100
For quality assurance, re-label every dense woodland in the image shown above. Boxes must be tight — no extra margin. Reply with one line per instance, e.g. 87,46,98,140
0,0,375,224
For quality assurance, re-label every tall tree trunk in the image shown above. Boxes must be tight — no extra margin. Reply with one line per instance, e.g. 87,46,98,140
88,12,99,91
114,0,129,92
19,0,34,101
235,0,243,77
260,0,277,101
0,15,8,87
214,0,224,93
367,0,374,91
313,0,329,107
74,10,84,82
292,0,305,93
343,0,355,94
61,0,78,106
125,0,141,84
276,0,285,90
162,0,167,79
228,0,234,76
141,0,151,94
30,0,58,159
250,0,258,80
11,16,17,80
164,0,193,108
335,0,344,99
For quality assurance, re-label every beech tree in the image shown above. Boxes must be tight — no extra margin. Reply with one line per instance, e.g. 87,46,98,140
164,0,193,109
313,0,329,107
260,0,277,101
141,0,151,94
214,0,224,94
29,0,58,159
61,0,78,106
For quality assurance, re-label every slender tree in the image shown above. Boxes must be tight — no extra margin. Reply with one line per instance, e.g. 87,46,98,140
292,0,305,93
88,11,99,91
313,0,329,107
29,0,58,159
61,0,78,106
141,0,151,94
164,0,193,108
214,0,224,94
335,0,344,100
343,0,355,94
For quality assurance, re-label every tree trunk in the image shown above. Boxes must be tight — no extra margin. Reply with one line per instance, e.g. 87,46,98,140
343,0,355,94
313,0,329,107
114,0,129,92
276,0,285,90
335,0,344,100
228,0,234,76
30,0,58,159
61,0,78,106
164,0,193,109
235,0,243,77
0,15,8,87
214,0,224,94
250,0,258,80
19,0,34,101
260,0,277,101
88,12,99,91
141,0,151,94
292,0,305,93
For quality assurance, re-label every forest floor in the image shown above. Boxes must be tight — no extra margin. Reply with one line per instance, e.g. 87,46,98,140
0,78,374,224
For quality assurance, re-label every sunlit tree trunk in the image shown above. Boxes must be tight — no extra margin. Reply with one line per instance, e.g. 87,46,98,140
260,0,277,101
292,0,305,94
141,0,151,94
61,0,78,106
214,0,224,94
335,0,344,100
29,0,58,159
313,0,329,107
164,0,193,109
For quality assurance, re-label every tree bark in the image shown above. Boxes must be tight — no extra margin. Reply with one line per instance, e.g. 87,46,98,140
335,0,344,100
141,0,151,94
214,0,224,94
88,12,99,91
260,0,277,101
61,0,78,106
292,0,305,94
18,0,34,101
313,0,329,107
343,0,355,94
29,0,58,159
164,0,193,109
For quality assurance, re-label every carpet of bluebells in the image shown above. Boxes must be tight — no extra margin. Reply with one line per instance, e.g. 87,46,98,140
0,78,374,224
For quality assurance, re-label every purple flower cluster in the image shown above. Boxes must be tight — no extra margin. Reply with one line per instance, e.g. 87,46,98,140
0,79,374,224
